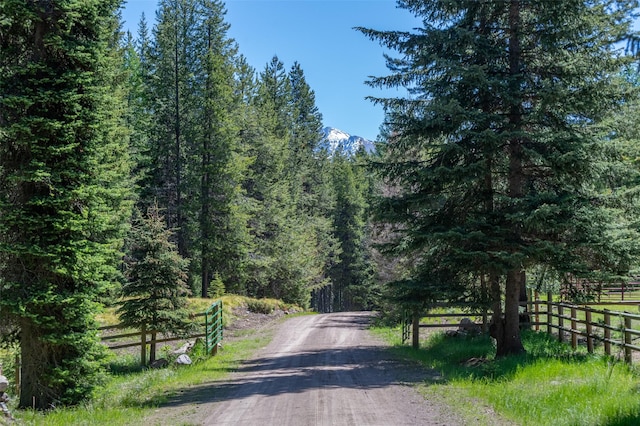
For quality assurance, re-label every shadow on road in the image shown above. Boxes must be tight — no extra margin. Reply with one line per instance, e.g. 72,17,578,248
162,347,433,408
159,313,438,409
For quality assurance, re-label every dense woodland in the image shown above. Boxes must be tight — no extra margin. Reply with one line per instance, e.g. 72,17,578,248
1,0,640,412
0,0,376,409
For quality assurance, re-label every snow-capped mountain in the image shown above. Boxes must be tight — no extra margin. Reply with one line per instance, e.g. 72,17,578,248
319,127,375,156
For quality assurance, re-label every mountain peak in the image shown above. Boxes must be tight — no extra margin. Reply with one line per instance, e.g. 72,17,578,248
319,127,374,156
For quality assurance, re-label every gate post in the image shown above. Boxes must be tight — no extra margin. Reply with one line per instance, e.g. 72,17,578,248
140,325,147,366
624,317,632,364
412,313,420,349
603,310,611,356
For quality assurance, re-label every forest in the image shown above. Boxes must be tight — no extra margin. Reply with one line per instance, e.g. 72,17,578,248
0,0,376,409
2,0,640,413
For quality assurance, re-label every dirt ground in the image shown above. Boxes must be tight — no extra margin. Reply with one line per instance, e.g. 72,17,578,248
223,306,290,339
144,311,472,426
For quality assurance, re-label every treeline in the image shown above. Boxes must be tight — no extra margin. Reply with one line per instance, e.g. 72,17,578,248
123,1,375,310
0,0,375,409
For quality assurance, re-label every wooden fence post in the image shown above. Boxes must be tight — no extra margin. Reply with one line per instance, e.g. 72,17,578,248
412,313,420,350
546,295,553,336
624,317,632,364
604,310,611,357
585,309,593,354
571,306,577,350
534,291,539,331
558,305,564,342
140,325,147,366
150,330,157,364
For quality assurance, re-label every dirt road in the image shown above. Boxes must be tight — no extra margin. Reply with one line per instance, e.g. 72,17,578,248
162,312,461,425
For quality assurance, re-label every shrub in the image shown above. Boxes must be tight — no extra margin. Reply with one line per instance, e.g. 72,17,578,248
246,299,275,314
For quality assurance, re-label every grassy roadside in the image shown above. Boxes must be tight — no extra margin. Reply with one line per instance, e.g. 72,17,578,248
372,327,640,426
13,332,273,425
5,297,300,426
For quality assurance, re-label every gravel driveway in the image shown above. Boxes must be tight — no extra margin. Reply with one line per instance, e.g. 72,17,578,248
151,312,463,425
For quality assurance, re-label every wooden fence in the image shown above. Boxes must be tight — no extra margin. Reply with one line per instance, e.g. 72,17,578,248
100,302,224,366
407,299,640,364
9,303,223,396
540,301,640,362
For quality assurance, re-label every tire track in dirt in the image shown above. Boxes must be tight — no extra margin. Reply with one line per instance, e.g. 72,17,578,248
153,312,464,425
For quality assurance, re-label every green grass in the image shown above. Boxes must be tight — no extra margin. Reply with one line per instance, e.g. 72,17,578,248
373,327,640,426
10,311,292,425
6,295,301,426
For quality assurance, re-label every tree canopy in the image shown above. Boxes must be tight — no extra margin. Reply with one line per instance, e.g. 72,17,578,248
359,0,640,356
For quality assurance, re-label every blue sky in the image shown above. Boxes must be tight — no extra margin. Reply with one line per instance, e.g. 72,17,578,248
121,0,420,141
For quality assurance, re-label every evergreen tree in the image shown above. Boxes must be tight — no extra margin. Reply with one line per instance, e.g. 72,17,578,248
0,0,132,407
118,204,190,364
329,155,374,311
147,0,252,295
191,0,250,298
227,55,259,296
241,56,325,307
150,0,199,258
360,0,638,355
122,28,153,210
288,62,339,311
243,57,298,302
125,13,155,210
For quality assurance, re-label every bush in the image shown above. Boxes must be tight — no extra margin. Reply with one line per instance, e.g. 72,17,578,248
246,299,276,314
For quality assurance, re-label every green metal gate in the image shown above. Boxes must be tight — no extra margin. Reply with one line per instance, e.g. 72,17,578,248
205,301,223,355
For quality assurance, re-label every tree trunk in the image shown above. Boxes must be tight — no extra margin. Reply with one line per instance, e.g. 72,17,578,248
173,17,185,258
200,26,212,298
493,0,526,357
489,272,503,340
497,270,525,357
19,319,52,409
150,331,157,364
200,127,211,298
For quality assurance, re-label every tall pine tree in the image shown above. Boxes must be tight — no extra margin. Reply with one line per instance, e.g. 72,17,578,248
360,0,638,355
243,57,299,302
289,62,339,311
150,0,199,259
190,0,250,297
123,14,155,211
0,0,132,407
240,56,331,307
329,154,374,311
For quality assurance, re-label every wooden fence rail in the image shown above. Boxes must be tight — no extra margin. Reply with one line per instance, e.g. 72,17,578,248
545,302,640,363
99,304,223,366
407,300,640,364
